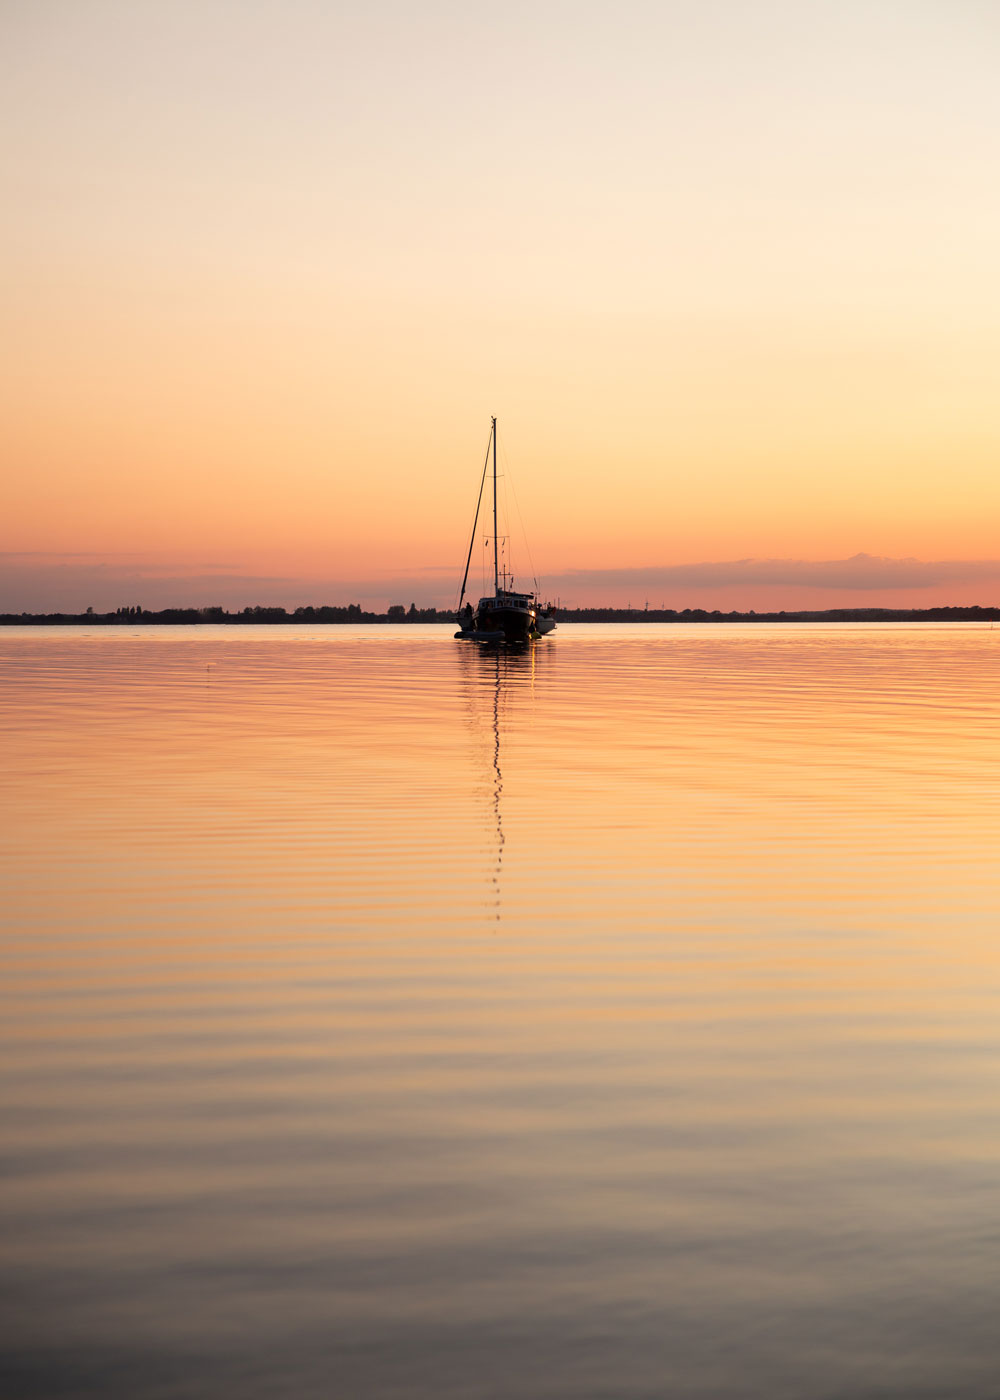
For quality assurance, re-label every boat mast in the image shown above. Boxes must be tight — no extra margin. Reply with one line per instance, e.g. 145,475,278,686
492,416,499,593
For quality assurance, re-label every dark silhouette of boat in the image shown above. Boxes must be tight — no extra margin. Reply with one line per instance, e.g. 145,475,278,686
454,418,555,644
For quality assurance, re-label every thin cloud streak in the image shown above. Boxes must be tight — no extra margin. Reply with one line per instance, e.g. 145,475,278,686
0,555,456,613
4,552,1000,614
550,554,1000,594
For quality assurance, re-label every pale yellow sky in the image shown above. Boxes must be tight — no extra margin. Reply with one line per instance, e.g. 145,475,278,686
4,1,1000,610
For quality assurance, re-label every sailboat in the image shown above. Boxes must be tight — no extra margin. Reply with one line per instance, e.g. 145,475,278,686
454,418,555,644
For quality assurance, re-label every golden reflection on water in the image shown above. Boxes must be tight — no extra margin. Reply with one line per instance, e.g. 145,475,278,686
2,624,1000,1398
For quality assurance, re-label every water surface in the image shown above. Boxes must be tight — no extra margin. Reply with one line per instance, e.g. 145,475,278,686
3,623,999,1397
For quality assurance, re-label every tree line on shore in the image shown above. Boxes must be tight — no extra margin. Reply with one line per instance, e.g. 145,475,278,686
3,603,1000,625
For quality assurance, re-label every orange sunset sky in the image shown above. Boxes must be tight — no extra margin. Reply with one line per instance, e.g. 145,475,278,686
4,1,1000,613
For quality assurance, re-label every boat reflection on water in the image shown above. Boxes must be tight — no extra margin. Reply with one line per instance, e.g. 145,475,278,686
488,650,504,918
457,639,546,923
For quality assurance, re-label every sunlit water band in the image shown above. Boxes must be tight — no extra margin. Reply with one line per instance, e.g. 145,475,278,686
2,624,999,1398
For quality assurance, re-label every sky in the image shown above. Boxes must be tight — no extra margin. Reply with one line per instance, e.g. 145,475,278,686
4,0,1000,612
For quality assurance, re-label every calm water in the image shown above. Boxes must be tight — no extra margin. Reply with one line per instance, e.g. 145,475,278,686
2,623,999,1398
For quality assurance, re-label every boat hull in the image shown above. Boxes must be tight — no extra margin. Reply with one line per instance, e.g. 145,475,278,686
488,605,535,642
467,589,538,643
456,612,533,643
455,628,506,643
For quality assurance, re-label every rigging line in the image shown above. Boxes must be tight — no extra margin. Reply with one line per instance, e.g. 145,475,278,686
499,432,540,594
456,427,494,613
494,428,513,589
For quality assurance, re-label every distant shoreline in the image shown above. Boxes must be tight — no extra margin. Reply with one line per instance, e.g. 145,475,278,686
3,605,1000,626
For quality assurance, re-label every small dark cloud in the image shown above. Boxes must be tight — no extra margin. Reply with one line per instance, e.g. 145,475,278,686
548,554,1000,594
